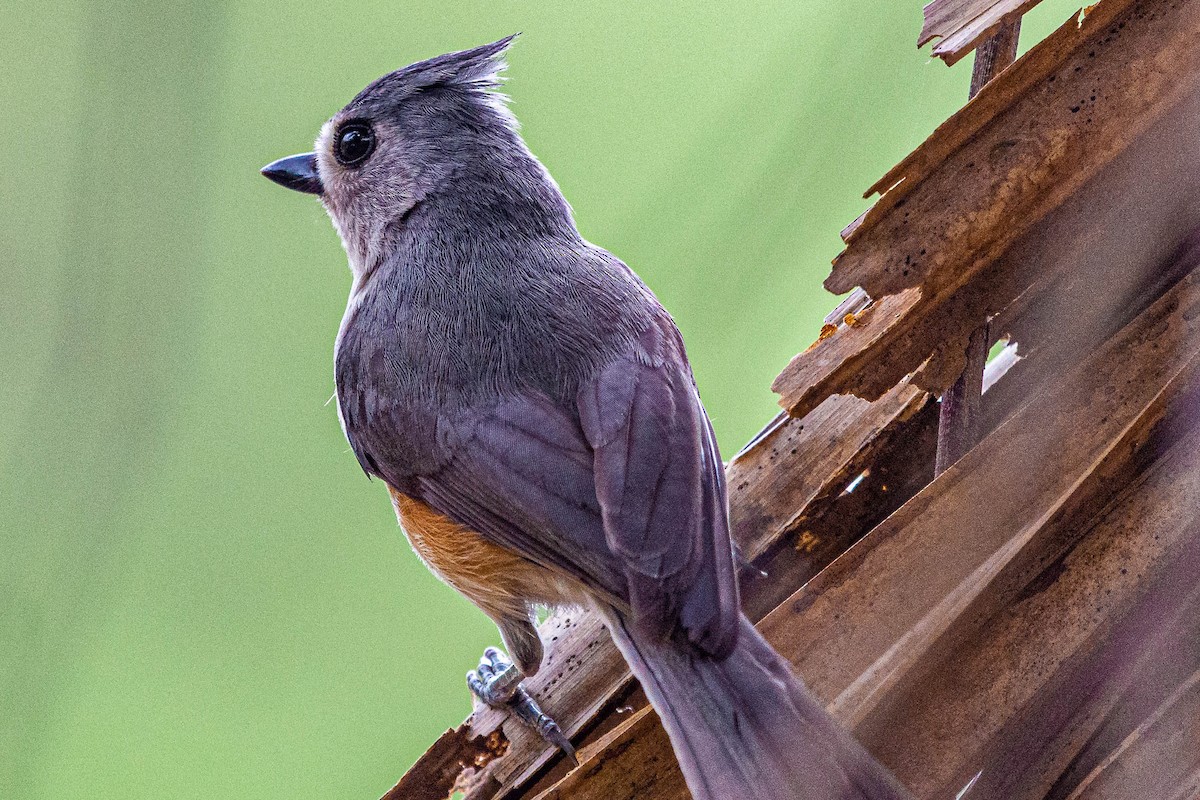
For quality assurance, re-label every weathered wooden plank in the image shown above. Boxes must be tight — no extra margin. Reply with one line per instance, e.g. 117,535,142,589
531,709,683,800
854,382,1200,798
739,393,939,622
1043,570,1200,799
1066,670,1200,800
778,268,1200,726
775,0,1200,418
729,380,928,562
379,726,507,800
861,0,1148,230
920,0,1044,66
959,226,1200,448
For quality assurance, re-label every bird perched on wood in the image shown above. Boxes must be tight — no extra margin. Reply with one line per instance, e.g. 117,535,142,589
262,36,910,800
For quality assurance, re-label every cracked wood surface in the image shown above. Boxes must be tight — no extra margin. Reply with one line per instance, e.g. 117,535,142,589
775,0,1200,418
919,0,1045,66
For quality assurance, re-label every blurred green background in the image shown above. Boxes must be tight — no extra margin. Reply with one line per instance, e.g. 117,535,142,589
1,1,1081,798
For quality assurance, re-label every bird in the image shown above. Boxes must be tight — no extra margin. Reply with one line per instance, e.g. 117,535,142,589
261,36,911,800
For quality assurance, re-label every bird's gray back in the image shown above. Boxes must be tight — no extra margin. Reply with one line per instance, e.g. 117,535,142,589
334,197,658,486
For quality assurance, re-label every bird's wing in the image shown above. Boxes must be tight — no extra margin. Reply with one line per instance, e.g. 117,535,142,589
577,315,739,656
416,314,740,656
414,389,629,607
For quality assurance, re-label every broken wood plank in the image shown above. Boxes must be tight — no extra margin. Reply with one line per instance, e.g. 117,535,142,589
968,16,1022,96
920,0,1044,67
781,266,1200,728
739,391,939,622
379,726,508,800
775,1,1200,418
858,0,1139,236
729,380,928,563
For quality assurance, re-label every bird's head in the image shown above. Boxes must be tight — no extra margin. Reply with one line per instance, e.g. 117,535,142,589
262,35,537,275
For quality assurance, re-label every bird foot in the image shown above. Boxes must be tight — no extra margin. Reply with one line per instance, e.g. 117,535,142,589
467,647,578,766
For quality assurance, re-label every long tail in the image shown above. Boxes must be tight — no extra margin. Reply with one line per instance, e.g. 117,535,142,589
603,610,911,800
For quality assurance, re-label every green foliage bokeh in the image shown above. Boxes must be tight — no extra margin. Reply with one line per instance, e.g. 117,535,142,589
1,2,1080,797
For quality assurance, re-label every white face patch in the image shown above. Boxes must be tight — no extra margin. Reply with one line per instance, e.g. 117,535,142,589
314,116,371,279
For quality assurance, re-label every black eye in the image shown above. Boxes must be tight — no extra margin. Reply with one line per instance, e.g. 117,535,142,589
335,122,375,167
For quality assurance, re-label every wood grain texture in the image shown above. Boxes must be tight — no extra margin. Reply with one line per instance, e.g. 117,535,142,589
919,0,1044,66
1066,670,1200,800
775,0,1200,417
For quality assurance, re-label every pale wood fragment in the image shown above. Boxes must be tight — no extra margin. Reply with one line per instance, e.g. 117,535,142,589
920,0,1045,66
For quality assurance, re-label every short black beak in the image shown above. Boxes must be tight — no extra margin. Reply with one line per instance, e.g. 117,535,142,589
260,153,323,195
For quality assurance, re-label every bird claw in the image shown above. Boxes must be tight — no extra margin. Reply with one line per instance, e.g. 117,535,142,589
467,647,578,767
467,646,522,706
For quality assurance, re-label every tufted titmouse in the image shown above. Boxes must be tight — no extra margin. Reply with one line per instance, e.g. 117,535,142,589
262,36,909,800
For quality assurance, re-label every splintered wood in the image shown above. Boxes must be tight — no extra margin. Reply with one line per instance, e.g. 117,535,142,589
387,0,1200,798
919,0,1046,66
775,0,1200,418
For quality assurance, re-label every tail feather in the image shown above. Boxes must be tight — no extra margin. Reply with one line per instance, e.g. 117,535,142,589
603,610,911,800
